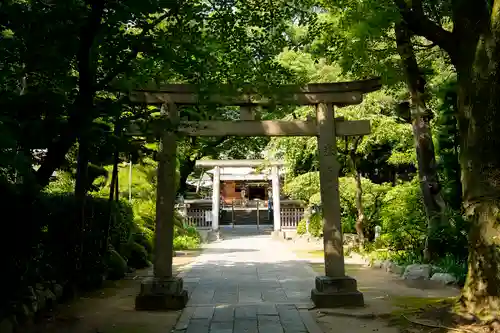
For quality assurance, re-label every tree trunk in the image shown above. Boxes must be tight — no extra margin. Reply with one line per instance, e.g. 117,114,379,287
73,137,90,284
394,0,500,316
454,16,500,316
103,140,120,254
346,137,365,243
34,0,105,190
114,167,119,201
353,169,365,244
395,21,446,262
178,158,197,195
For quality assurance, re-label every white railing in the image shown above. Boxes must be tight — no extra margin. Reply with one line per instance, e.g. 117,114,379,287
280,207,305,229
177,200,213,229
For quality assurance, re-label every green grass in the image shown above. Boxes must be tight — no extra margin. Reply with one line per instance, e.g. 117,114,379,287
294,249,324,258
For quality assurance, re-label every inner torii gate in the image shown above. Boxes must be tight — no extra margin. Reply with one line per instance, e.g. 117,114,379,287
131,78,381,310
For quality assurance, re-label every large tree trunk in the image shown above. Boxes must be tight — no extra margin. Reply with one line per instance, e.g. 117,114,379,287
454,18,500,317
395,0,500,316
395,21,446,262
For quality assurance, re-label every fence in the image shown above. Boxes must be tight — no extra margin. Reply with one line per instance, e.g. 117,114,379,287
177,199,305,230
178,200,213,229
280,207,305,229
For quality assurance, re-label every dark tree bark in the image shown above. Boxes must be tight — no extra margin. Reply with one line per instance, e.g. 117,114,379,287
102,121,120,254
394,0,500,317
394,20,446,262
70,0,106,287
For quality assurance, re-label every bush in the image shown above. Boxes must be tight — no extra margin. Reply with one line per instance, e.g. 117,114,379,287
434,254,467,285
133,228,154,256
106,248,128,280
284,172,320,201
338,177,390,238
309,212,323,238
286,174,389,239
173,235,201,250
379,178,427,251
124,241,151,269
297,219,307,235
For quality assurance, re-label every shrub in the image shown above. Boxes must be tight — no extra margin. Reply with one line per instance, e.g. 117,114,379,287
133,228,154,256
309,212,323,238
379,178,427,251
106,248,128,280
284,172,320,202
309,192,321,206
124,241,151,269
286,174,389,239
434,254,467,285
337,177,390,238
173,235,201,250
184,225,200,239
297,219,307,235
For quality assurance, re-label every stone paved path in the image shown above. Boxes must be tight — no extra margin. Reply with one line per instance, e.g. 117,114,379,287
174,226,323,333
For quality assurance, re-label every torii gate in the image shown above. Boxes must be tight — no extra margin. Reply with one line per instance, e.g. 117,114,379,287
131,78,381,310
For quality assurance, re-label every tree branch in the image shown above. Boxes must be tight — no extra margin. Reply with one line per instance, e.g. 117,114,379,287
34,0,106,188
95,6,180,90
393,0,457,59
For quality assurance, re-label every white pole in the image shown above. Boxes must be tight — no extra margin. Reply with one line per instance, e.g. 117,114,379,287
271,166,281,232
211,166,220,231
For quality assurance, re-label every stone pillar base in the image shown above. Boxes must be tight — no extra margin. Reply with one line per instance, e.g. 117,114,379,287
135,277,188,311
271,230,285,240
311,276,364,308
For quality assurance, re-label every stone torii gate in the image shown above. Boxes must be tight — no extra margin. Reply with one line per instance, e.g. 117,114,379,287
130,78,381,310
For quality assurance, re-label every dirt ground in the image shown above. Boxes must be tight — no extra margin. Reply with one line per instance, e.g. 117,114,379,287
24,250,201,333
289,246,497,333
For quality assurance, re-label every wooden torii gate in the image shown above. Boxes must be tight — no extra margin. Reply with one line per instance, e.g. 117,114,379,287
131,78,381,310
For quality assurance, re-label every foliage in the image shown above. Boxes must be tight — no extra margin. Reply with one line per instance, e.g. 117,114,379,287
285,173,389,237
283,172,320,202
106,249,129,280
297,219,307,235
123,241,151,269
173,235,201,251
379,178,427,252
0,189,149,315
308,212,323,238
337,177,389,236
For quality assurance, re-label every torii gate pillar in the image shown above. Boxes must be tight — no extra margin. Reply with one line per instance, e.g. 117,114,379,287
310,103,364,307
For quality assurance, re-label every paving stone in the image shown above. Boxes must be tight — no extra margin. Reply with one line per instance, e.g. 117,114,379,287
175,306,196,330
212,305,234,322
233,319,258,333
210,321,233,333
238,290,263,303
234,305,257,319
174,227,319,333
256,304,278,316
298,309,323,333
258,314,281,325
186,319,211,333
258,324,284,333
192,306,215,319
